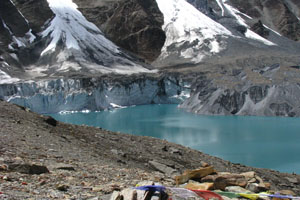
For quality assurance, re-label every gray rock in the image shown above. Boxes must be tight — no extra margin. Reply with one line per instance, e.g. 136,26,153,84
169,147,182,155
246,183,268,193
56,184,69,192
225,186,251,193
55,164,75,171
44,116,58,127
148,160,178,177
286,177,299,184
8,163,49,175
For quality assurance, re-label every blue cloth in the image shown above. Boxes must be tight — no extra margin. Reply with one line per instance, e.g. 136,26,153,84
134,185,166,192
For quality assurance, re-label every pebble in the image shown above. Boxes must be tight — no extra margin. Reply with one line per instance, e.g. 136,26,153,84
56,184,69,192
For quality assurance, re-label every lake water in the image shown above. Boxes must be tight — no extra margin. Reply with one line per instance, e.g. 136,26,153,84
50,104,300,174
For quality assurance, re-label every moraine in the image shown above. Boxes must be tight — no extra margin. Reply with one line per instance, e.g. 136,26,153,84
50,104,300,174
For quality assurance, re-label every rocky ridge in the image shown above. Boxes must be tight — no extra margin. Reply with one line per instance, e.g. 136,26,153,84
0,100,300,199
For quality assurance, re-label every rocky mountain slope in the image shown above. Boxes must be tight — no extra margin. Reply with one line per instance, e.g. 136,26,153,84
1,100,300,199
0,0,300,116
72,0,166,62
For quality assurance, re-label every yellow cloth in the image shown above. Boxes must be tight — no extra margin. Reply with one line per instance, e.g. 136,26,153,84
239,193,260,200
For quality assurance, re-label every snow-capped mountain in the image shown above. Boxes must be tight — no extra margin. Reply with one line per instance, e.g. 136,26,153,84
1,0,300,117
39,0,153,75
152,0,300,67
0,0,153,83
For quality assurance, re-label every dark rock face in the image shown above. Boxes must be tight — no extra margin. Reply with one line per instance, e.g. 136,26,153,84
0,0,29,37
215,90,246,115
73,0,166,62
11,0,54,34
251,20,270,39
0,0,53,40
269,103,295,117
228,0,300,41
0,0,53,67
187,0,212,16
0,16,12,51
248,86,268,104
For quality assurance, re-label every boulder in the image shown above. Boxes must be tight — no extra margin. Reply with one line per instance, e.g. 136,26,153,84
44,116,58,126
202,173,247,190
225,186,251,193
8,163,49,175
149,161,178,177
240,171,256,180
279,190,296,196
246,183,268,193
56,184,69,192
285,177,298,184
184,181,214,190
0,164,8,171
175,166,216,185
110,188,148,200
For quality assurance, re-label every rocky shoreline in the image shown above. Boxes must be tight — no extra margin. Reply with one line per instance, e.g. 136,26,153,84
0,100,300,199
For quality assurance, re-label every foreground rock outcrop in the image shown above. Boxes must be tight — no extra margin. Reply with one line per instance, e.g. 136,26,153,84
112,167,299,200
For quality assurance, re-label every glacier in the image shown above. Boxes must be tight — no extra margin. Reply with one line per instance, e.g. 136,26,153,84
0,76,191,114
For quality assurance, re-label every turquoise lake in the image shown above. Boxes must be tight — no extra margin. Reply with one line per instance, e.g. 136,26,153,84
50,104,300,174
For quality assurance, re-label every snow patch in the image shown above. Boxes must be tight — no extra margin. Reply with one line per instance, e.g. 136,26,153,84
215,0,225,16
221,0,276,46
26,29,36,43
244,30,275,46
263,25,282,36
110,103,127,109
0,69,20,84
9,53,19,61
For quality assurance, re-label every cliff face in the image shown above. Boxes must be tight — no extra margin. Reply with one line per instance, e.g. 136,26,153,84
0,0,53,69
225,0,300,41
73,0,166,62
0,0,53,48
